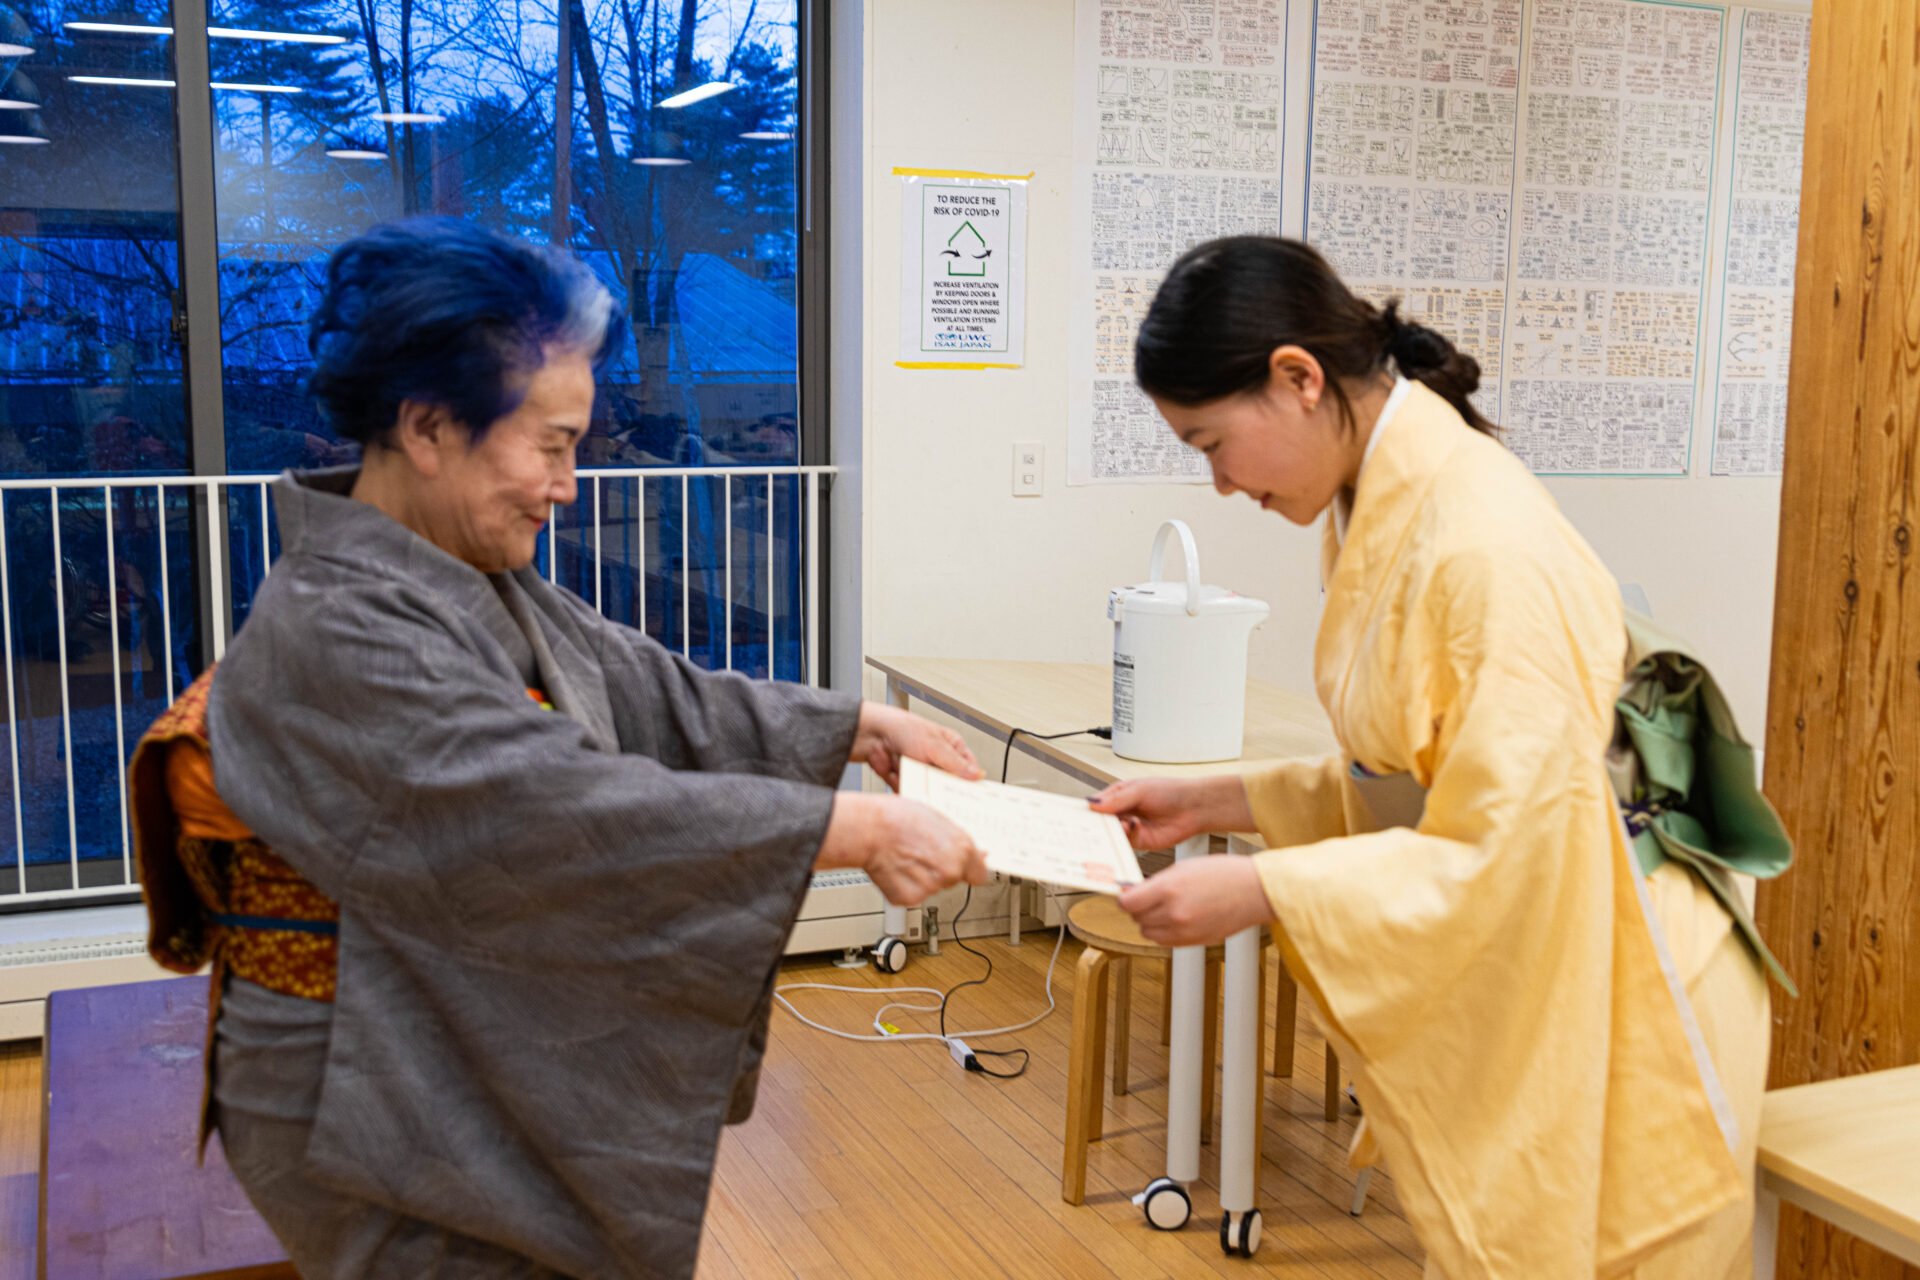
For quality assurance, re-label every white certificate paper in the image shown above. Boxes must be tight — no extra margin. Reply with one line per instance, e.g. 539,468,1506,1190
898,758,1145,895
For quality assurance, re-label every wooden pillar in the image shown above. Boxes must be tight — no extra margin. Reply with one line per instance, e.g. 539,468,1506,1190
1757,1,1920,1277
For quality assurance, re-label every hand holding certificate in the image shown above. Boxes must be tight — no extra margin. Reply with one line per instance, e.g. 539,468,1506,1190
898,757,1145,895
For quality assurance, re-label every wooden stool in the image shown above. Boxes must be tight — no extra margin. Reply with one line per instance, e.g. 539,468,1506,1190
1062,896,1224,1204
1265,951,1344,1123
1270,967,1358,1200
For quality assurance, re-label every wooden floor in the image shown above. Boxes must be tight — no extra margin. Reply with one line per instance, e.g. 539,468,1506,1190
0,935,1422,1278
1,1037,38,1280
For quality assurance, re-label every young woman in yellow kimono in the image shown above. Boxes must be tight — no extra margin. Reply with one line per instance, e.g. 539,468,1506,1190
1095,237,1769,1278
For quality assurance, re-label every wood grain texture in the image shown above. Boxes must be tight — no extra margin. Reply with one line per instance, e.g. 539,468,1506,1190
705,936,1416,1279
1,1043,39,1280
1759,1065,1920,1260
1758,0,1920,1276
37,979,294,1280
1,942,1412,1279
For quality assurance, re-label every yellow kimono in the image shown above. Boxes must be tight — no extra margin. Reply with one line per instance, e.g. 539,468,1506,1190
1246,382,1768,1278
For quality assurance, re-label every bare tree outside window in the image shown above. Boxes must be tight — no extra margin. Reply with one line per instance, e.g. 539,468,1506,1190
0,0,810,898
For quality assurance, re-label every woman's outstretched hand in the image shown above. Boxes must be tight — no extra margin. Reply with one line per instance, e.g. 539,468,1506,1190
1117,856,1272,947
1087,774,1255,851
852,703,982,790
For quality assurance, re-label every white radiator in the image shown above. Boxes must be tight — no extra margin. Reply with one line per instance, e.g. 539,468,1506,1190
786,869,920,956
0,904,176,1042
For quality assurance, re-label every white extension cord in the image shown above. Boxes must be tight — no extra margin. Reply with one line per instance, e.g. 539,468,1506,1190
772,891,1068,1049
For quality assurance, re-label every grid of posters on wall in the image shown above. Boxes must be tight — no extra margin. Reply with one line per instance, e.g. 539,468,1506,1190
1709,8,1808,477
1065,0,1809,483
1310,0,1727,476
1068,0,1289,484
1307,0,1523,425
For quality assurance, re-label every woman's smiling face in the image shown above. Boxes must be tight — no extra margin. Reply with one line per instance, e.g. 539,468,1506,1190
1153,346,1352,527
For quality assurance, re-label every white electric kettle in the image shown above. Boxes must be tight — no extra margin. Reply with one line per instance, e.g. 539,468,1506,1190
1107,520,1269,764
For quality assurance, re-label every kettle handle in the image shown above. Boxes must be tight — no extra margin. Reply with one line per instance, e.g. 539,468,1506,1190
1147,519,1203,618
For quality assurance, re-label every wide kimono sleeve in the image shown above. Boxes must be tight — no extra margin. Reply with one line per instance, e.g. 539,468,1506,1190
1248,547,1741,1277
207,564,858,1274
555,585,859,790
209,568,845,972
538,588,864,1124
1244,752,1359,848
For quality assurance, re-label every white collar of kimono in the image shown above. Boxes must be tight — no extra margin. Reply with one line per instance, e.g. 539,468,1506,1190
1334,375,1411,546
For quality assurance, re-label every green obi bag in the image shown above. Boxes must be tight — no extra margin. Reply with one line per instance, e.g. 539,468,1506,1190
1609,611,1796,994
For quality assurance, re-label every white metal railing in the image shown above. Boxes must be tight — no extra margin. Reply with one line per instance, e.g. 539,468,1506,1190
0,464,835,909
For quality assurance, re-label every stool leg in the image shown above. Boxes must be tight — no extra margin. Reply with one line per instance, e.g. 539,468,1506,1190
1201,951,1221,1146
1158,958,1172,1047
1324,1042,1341,1123
1089,953,1112,1143
1112,957,1132,1097
1062,947,1111,1205
1271,947,1297,1078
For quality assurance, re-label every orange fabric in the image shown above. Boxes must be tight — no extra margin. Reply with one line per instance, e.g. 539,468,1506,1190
131,668,340,996
130,668,343,1153
201,838,340,1001
163,739,254,842
130,671,227,977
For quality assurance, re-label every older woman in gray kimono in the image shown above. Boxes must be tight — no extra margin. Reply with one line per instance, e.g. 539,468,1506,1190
206,219,987,1278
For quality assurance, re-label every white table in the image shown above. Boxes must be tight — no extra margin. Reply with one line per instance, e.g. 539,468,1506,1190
1753,1064,1920,1276
866,656,1333,1256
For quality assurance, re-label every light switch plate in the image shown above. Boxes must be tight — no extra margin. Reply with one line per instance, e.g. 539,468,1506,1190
1013,441,1043,496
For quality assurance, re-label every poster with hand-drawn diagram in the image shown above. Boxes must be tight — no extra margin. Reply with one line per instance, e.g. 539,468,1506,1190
1305,0,1523,424
1710,9,1807,477
1502,0,1723,474
1069,0,1288,484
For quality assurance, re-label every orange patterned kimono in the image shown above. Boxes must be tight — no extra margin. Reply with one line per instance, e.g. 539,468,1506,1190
128,668,340,1148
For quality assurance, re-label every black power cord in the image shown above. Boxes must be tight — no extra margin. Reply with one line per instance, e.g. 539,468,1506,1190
935,723,1111,1080
938,884,1030,1077
999,725,1112,784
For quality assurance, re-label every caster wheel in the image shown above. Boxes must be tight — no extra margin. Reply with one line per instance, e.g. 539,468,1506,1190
1133,1177,1191,1231
1220,1208,1262,1258
870,935,908,974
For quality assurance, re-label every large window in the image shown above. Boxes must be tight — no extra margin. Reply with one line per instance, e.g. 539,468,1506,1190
0,0,820,905
0,1,200,895
208,0,561,472
559,0,806,683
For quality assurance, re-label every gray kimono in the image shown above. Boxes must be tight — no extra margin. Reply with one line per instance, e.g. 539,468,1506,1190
207,469,860,1278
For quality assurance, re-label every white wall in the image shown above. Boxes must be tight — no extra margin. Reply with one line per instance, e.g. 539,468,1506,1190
853,0,1327,714
1546,477,1780,729
845,0,1788,745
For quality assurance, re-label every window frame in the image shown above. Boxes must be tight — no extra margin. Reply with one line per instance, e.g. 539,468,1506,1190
156,0,831,668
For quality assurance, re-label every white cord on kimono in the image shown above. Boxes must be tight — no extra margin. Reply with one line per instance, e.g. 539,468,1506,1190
771,893,1069,1045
